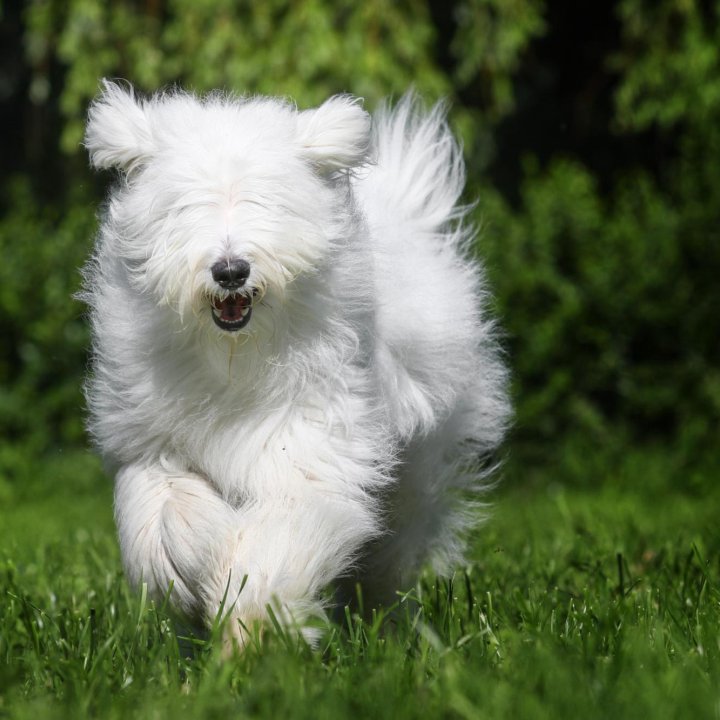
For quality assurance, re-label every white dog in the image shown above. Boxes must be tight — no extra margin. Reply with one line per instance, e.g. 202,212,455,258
82,81,509,646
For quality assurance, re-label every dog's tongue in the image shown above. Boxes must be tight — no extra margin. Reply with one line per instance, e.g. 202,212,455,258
213,295,249,321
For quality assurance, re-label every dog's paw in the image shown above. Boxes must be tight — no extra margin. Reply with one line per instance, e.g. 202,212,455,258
220,613,266,657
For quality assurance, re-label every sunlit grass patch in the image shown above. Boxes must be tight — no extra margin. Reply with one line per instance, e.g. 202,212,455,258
1,453,718,719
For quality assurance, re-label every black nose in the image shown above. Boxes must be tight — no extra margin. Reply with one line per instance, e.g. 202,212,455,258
211,259,251,289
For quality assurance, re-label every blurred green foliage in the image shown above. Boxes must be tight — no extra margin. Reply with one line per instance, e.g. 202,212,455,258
614,0,720,132
482,156,719,455
1,0,718,486
0,180,94,487
26,0,453,152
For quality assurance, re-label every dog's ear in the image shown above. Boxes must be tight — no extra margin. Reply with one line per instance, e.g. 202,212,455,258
297,95,371,173
85,80,154,174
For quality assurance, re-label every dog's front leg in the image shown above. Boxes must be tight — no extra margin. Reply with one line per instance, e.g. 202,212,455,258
114,457,239,620
114,457,378,647
214,492,377,649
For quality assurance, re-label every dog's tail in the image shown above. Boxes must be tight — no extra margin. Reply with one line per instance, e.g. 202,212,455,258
355,93,471,244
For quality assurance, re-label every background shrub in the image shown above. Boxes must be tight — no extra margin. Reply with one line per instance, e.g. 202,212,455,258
1,0,717,488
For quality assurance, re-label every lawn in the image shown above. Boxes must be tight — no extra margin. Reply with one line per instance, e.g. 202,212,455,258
1,446,718,719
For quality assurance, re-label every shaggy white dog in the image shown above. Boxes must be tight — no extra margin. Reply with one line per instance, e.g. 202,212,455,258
82,80,510,646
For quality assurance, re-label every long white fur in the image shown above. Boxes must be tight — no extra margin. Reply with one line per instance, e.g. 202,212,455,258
82,81,510,643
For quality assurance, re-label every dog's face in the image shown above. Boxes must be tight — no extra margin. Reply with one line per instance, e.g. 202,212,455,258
85,81,370,335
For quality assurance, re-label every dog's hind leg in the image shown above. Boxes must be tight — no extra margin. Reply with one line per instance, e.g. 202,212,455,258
347,385,506,610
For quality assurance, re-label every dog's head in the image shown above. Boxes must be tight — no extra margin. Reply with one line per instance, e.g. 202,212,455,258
85,80,371,335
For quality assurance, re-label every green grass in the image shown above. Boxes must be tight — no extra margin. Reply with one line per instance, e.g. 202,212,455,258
1,448,719,719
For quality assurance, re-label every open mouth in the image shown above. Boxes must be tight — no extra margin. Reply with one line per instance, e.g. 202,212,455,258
211,290,257,331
